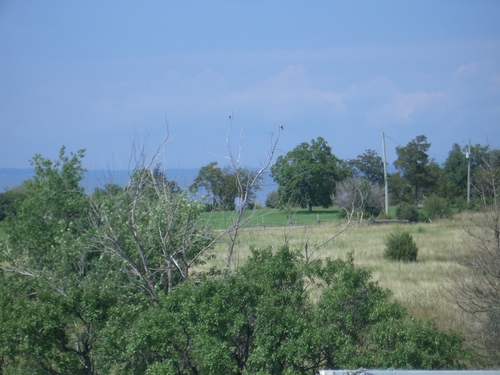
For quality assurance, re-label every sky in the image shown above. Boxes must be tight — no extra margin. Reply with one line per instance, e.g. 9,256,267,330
1,1,499,173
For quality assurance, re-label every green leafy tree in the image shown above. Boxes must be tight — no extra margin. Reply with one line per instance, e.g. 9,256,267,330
2,146,89,277
349,149,384,185
191,162,261,211
438,143,468,202
0,147,121,374
271,137,349,212
394,135,434,208
365,317,466,368
125,247,467,373
0,183,28,222
388,172,412,205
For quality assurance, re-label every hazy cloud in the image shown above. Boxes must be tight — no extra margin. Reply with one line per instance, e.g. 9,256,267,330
370,91,448,122
221,65,344,119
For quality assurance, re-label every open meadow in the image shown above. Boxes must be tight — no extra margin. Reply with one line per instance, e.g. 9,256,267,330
203,210,471,336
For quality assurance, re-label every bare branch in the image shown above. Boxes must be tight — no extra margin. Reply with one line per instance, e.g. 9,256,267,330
224,122,283,268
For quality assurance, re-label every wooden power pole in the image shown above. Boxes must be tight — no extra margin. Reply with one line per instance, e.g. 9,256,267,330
382,133,389,214
466,139,471,206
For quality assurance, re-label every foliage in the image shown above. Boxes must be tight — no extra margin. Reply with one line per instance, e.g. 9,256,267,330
190,162,262,211
437,143,495,205
365,317,467,368
396,203,419,222
0,183,28,222
0,147,120,374
349,149,384,185
424,194,452,219
1,146,89,277
388,172,412,205
438,143,468,202
0,141,481,372
265,189,280,209
394,135,434,208
123,247,465,373
271,136,350,212
384,228,419,262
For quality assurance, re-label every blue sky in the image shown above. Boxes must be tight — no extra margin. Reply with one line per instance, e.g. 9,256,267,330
1,1,499,172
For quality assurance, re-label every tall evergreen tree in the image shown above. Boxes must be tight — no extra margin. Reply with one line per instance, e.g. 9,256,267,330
394,135,433,208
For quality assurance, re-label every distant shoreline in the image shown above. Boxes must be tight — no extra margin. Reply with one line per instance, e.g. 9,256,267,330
0,168,277,205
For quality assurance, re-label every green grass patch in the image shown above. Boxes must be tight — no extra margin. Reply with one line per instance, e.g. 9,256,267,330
200,206,343,229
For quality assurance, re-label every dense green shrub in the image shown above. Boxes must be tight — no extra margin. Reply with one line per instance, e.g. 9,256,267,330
0,183,28,222
384,228,419,262
396,203,419,222
424,194,452,219
418,211,430,223
452,197,467,211
337,209,347,219
126,247,465,372
365,205,381,217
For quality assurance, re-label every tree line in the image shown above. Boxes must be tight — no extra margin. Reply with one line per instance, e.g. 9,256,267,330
266,135,500,219
182,134,500,221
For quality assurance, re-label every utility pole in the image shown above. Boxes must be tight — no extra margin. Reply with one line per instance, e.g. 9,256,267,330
466,139,471,206
382,133,389,214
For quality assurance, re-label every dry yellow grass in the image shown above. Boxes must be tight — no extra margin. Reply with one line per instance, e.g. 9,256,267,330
203,213,474,334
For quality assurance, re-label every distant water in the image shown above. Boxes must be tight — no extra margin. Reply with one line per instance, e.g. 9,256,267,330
0,168,278,206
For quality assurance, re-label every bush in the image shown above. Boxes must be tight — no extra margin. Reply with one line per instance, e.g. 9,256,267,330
424,194,452,219
365,205,381,217
453,197,467,212
376,211,392,220
246,200,262,210
384,228,418,262
337,209,347,220
396,203,418,222
418,211,429,223
265,190,279,209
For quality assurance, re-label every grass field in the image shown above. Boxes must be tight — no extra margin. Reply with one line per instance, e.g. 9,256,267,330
201,206,347,229
202,211,471,336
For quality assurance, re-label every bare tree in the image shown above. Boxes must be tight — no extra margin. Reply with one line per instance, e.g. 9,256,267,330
89,136,233,302
445,152,500,365
295,179,372,263
223,118,283,268
332,177,384,222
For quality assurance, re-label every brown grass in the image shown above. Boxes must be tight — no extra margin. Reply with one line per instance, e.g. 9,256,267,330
203,213,474,335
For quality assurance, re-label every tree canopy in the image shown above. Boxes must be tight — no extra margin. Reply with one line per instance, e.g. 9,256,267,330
190,162,262,211
349,149,384,185
394,135,434,208
121,247,467,373
270,137,349,212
